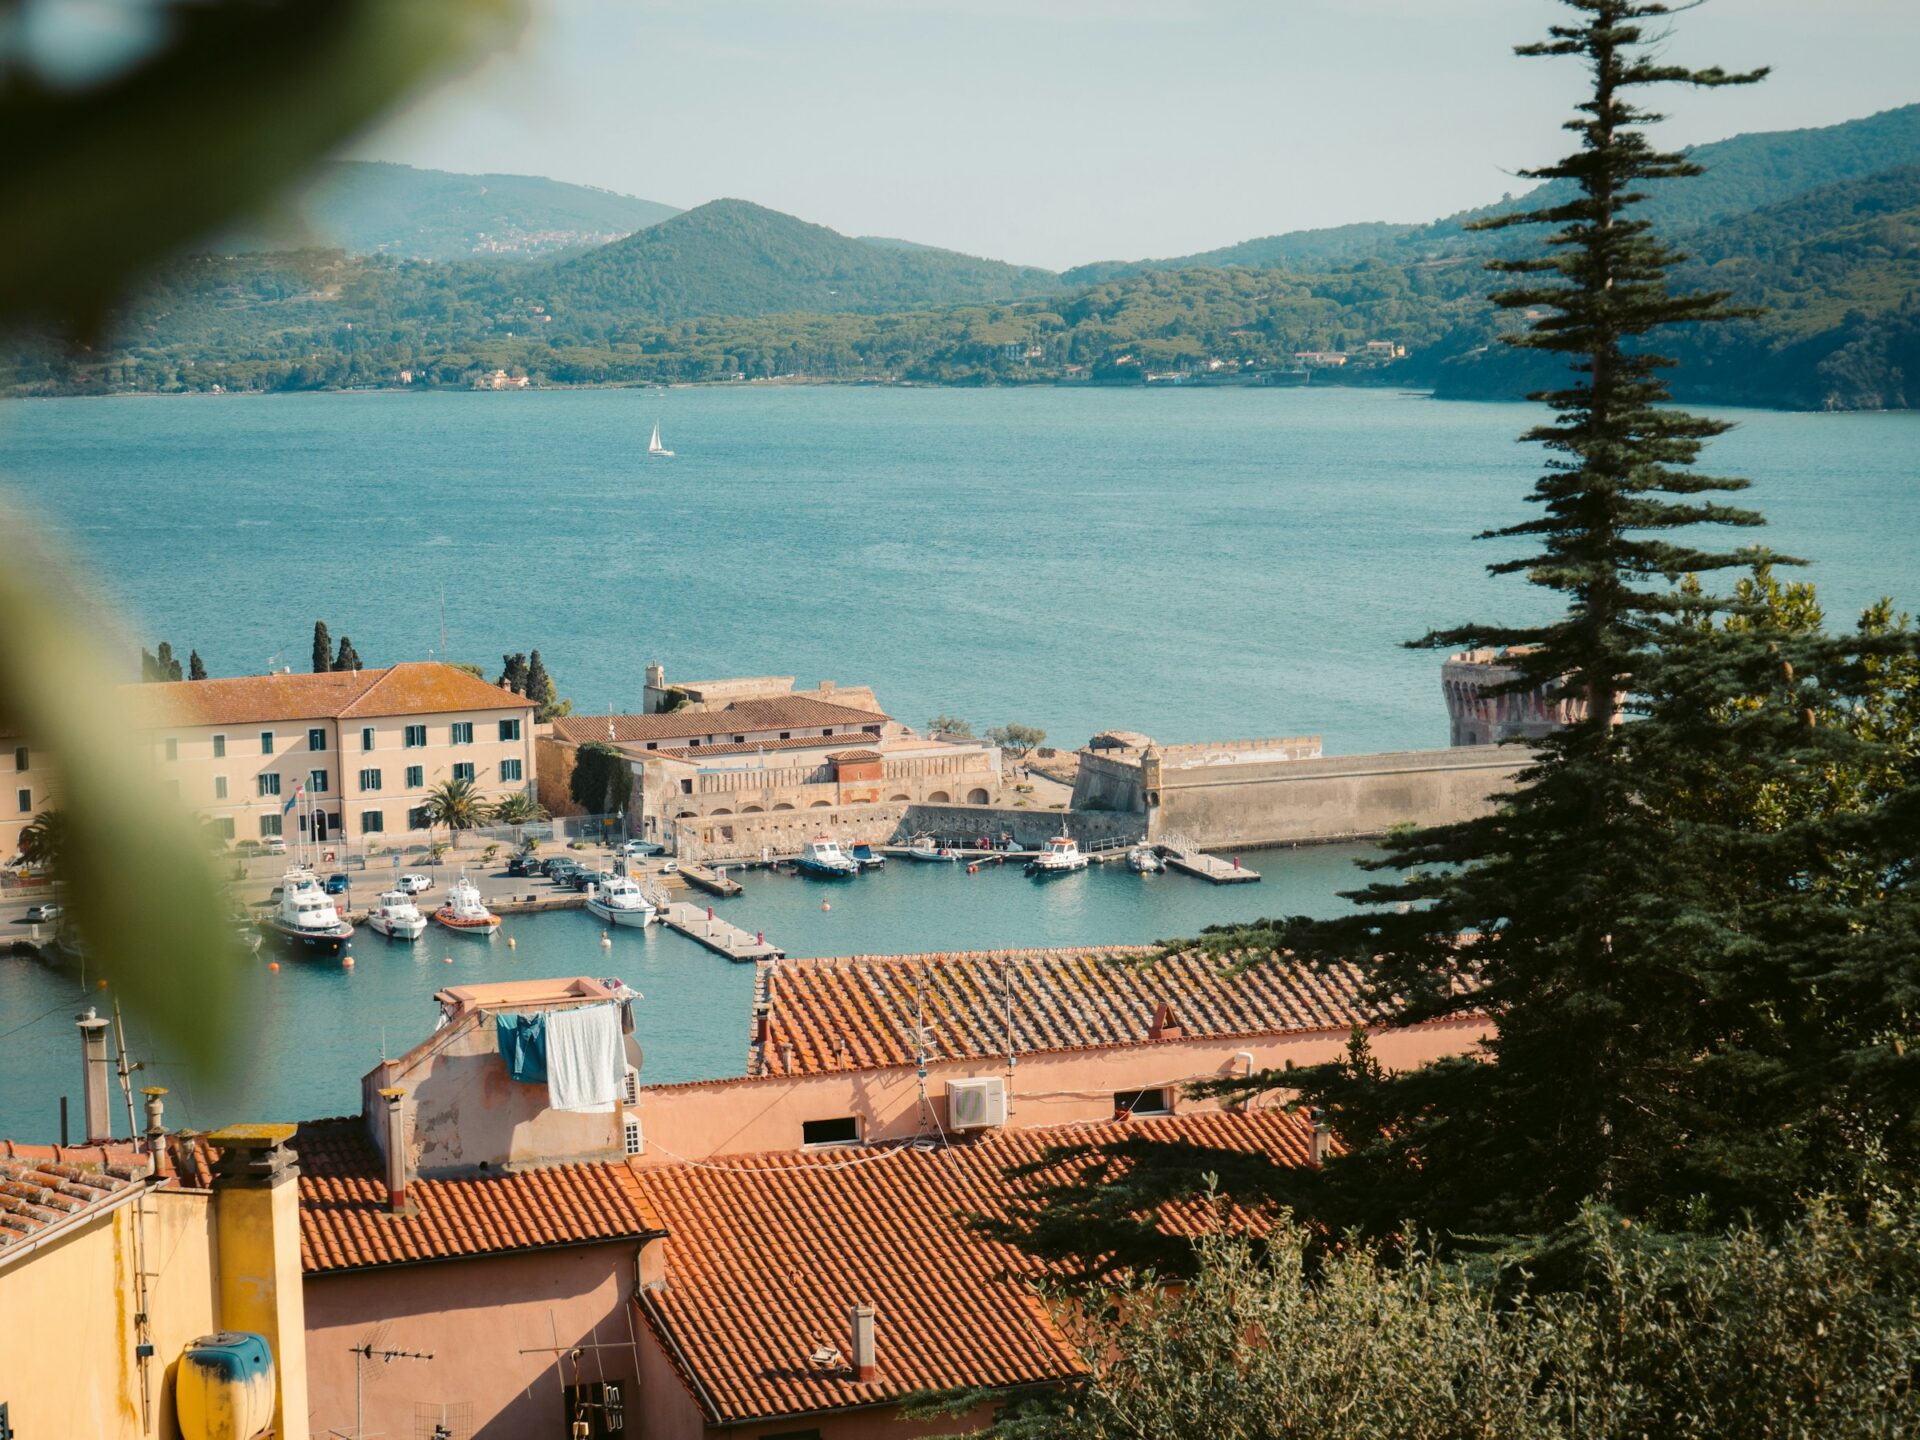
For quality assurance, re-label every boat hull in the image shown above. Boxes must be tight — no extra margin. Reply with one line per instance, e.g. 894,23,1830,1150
587,899,655,927
1027,859,1089,877
433,913,499,937
368,916,427,941
259,919,353,954
794,858,859,879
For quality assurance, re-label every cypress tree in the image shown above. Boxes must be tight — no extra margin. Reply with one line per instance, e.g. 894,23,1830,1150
188,649,207,681
332,635,362,672
155,640,183,682
497,652,529,694
311,620,332,674
525,650,554,720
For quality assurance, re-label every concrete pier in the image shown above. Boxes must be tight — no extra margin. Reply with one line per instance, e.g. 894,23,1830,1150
679,863,744,898
1158,840,1261,884
660,902,783,961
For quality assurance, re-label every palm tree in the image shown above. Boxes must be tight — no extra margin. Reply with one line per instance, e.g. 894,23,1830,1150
16,808,66,872
489,791,547,826
421,777,484,850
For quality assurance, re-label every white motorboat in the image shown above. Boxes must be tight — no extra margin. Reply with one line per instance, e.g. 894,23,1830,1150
586,873,658,928
1126,841,1164,874
647,420,674,458
259,867,355,955
1027,833,1089,876
906,833,959,863
794,835,859,879
433,874,500,936
366,889,429,940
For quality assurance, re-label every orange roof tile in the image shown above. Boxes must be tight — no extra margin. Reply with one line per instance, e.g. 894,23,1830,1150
635,1109,1316,1424
750,947,1402,1076
550,696,890,746
0,1143,145,1256
138,662,531,729
293,1118,663,1274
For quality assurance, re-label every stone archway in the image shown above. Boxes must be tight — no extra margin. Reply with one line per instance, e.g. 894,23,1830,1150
810,800,832,809
927,791,951,803
742,805,764,813
773,803,795,811
966,788,991,805
889,793,911,802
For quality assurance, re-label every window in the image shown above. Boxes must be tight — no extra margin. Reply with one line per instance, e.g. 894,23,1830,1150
260,731,274,755
361,726,376,752
212,817,235,840
308,770,329,794
163,737,178,762
645,742,657,751
211,734,225,759
258,773,281,798
407,806,432,831
732,735,746,744
15,788,29,814
1115,1087,1171,1117
679,778,693,796
452,762,476,783
779,731,791,740
404,724,426,748
498,718,521,742
405,765,424,789
623,1116,642,1156
259,813,282,838
308,727,327,752
358,768,380,792
563,1381,626,1439
821,728,834,737
360,811,385,835
802,1117,859,1147
500,758,523,782
451,721,473,745
14,746,28,770
213,775,228,801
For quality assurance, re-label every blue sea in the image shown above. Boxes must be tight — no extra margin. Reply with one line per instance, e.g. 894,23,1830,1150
0,386,1915,1139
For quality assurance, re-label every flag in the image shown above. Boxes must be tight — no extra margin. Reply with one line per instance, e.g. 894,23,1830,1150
282,781,304,816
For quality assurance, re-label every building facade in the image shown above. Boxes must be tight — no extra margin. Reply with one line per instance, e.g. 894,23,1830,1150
1442,646,1587,746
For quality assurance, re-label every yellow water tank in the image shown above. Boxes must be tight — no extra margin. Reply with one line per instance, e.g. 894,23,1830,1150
175,1331,276,1440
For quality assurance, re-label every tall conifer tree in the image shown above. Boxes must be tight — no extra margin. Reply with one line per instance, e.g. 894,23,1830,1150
311,620,332,674
332,635,362,672
188,649,207,681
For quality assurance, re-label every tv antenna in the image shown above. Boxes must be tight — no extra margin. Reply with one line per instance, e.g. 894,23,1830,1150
330,1326,433,1440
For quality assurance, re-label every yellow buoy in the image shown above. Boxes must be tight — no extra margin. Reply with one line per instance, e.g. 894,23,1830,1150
507,935,516,949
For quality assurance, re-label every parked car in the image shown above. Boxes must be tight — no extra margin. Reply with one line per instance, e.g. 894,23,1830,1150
264,837,287,855
569,870,602,892
657,858,679,875
397,873,433,895
324,873,350,894
507,852,543,878
621,839,664,857
542,857,583,879
24,902,61,922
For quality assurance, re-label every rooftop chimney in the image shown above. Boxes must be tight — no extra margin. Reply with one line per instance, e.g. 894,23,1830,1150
143,1086,169,1177
850,1304,877,1382
76,1007,113,1144
1309,1109,1332,1168
379,1087,413,1214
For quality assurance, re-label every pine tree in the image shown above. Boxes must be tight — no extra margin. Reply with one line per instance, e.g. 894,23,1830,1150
311,620,332,674
524,650,562,722
188,650,207,681
496,652,529,694
154,640,183,682
332,635,362,672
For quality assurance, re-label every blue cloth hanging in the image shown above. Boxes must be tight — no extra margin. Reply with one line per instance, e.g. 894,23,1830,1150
495,1011,549,1083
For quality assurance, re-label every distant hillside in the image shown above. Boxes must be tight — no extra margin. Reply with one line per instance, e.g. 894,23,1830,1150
228,161,681,261
538,199,1058,322
1065,103,1920,281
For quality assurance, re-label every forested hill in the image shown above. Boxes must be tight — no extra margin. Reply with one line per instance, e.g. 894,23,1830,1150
226,161,682,261
1063,103,1920,283
538,199,1059,321
5,106,1916,410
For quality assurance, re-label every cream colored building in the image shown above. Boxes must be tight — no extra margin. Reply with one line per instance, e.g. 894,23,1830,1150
5,662,536,859
3,738,60,864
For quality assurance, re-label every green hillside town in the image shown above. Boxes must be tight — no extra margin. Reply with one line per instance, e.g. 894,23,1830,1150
2,3,1919,1440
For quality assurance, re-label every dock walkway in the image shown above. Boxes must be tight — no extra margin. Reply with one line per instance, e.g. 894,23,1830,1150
659,901,783,961
1156,835,1261,884
678,863,744,898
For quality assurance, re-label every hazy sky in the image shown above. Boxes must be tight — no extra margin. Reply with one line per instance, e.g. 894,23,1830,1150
360,0,1920,270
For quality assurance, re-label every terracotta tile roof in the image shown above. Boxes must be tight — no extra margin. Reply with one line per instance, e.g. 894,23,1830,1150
138,662,531,729
635,1109,1316,1424
292,1117,664,1274
646,734,878,761
0,1143,145,1256
750,947,1399,1076
824,748,884,763
550,696,890,747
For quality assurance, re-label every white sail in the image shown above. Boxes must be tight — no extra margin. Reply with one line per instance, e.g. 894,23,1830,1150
648,420,673,457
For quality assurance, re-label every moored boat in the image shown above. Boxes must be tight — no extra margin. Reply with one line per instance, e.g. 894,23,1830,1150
1027,833,1089,876
586,873,658,927
906,833,959,863
367,889,429,940
849,842,887,871
1126,841,1164,874
794,835,859,879
433,875,500,936
260,868,355,955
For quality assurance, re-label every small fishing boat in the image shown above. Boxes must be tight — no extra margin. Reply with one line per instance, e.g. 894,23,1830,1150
849,841,887,871
647,420,674,458
260,867,355,955
1126,841,1164,874
795,835,859,879
586,873,658,927
366,889,429,940
433,875,500,936
1027,833,1089,876
906,833,959,863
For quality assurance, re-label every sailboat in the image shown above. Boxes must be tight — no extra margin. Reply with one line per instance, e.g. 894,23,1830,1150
647,420,674,458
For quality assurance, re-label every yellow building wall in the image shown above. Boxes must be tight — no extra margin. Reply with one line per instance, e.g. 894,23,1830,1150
0,1189,218,1440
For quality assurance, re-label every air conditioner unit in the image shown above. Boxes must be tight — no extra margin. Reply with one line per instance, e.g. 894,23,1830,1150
945,1075,1007,1131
